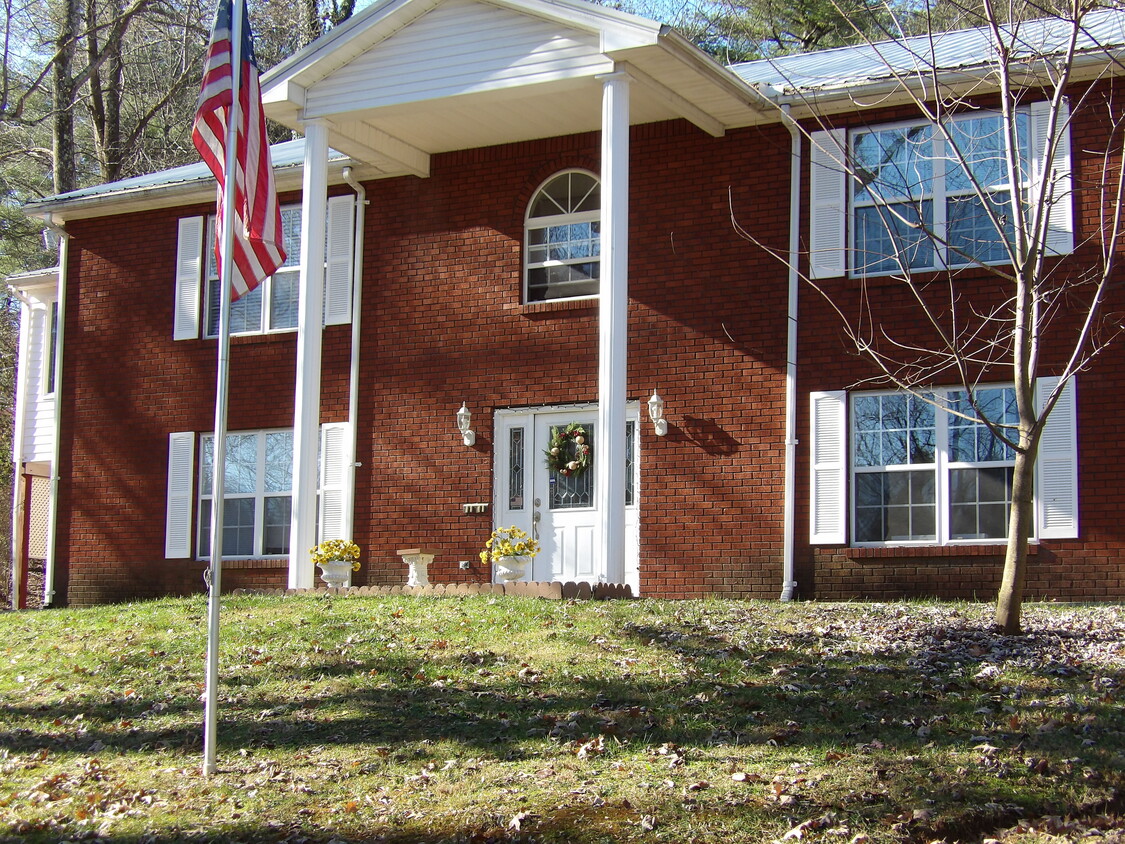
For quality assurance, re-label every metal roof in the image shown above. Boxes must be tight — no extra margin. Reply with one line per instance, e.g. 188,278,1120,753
730,7,1125,94
28,140,347,208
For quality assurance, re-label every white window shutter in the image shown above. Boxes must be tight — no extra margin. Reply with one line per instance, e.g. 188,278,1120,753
165,432,195,558
809,129,848,279
318,422,350,542
174,216,204,340
1035,376,1078,539
1030,99,1073,256
810,390,847,544
324,195,355,326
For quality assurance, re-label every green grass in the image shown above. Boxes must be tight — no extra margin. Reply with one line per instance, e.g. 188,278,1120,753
1,596,1122,843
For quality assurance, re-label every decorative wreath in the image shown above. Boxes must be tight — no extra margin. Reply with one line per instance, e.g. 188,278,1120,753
544,423,592,477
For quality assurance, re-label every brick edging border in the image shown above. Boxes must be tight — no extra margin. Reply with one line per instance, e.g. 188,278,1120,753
230,581,633,600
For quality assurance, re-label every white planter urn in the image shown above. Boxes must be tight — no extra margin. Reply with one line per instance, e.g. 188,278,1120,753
317,560,353,589
494,555,532,582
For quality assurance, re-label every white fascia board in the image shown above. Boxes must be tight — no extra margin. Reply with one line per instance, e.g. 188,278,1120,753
261,79,307,110
24,159,370,223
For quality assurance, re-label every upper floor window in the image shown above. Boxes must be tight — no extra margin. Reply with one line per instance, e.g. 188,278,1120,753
851,113,1031,275
808,101,1072,280
524,170,600,302
205,205,302,337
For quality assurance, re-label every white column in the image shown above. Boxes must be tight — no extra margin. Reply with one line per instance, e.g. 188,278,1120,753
597,69,630,584
288,119,329,589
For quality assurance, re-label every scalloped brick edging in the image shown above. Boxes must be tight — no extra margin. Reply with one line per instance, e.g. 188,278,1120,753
230,581,633,600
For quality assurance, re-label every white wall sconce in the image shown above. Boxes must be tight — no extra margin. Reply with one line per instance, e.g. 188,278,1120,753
648,390,668,436
457,402,476,446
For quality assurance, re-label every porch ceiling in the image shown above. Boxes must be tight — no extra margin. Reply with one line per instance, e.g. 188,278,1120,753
260,0,776,178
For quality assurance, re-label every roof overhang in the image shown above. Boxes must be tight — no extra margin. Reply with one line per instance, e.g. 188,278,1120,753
7,267,59,300
259,0,776,176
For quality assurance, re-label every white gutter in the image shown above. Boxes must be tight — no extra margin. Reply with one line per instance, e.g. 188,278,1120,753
341,167,367,542
780,104,801,601
43,220,69,607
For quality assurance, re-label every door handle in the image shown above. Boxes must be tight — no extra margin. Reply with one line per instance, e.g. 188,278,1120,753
532,499,541,540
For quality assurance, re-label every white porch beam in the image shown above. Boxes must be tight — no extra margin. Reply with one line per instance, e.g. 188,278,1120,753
326,118,431,177
625,64,725,138
597,68,629,586
288,119,329,590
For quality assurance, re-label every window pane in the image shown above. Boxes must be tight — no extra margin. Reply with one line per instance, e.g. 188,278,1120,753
854,469,935,542
946,115,1007,191
853,124,933,202
947,191,1014,265
949,388,1016,463
269,270,299,330
509,428,525,510
526,173,600,303
265,431,293,493
854,200,934,274
225,434,258,494
263,495,291,555
280,207,302,268
223,498,256,556
550,424,593,510
854,393,935,468
949,467,1012,539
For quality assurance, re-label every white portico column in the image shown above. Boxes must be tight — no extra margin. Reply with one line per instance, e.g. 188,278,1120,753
597,69,630,585
288,119,329,589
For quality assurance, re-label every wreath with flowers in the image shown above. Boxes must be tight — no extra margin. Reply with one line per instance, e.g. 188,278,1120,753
544,423,591,477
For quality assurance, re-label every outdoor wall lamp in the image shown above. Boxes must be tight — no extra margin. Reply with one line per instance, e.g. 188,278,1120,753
648,390,668,436
457,402,476,446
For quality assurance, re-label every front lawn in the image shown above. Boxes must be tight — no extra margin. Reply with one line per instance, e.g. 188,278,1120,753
1,596,1122,842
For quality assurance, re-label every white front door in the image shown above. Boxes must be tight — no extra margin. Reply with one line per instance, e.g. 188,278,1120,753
494,406,639,592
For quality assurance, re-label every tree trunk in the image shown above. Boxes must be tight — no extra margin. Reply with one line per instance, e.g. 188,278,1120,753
52,0,81,193
994,442,1038,634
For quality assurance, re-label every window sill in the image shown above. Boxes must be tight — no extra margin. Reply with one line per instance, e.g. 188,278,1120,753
197,558,289,569
516,298,598,318
844,543,1038,559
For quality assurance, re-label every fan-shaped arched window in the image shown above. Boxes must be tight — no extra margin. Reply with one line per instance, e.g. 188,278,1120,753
524,170,600,302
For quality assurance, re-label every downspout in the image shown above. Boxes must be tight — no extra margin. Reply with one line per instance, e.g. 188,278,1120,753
340,167,367,542
780,104,801,601
43,219,70,607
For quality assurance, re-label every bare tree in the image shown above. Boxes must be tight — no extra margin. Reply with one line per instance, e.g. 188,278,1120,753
734,0,1124,632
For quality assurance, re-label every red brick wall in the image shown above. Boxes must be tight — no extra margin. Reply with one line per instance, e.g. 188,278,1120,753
52,78,1125,604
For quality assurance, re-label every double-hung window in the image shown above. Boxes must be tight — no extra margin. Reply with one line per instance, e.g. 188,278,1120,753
852,387,1016,543
808,378,1078,547
204,205,302,337
809,101,1072,279
198,429,293,557
850,113,1031,275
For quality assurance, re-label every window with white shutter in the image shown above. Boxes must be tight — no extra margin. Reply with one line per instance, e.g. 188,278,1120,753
810,390,847,544
165,432,196,558
1035,376,1078,538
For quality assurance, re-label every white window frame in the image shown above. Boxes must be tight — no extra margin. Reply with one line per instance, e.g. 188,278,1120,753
523,169,601,303
197,428,293,559
42,301,59,397
849,110,1032,277
851,386,1022,547
203,205,302,338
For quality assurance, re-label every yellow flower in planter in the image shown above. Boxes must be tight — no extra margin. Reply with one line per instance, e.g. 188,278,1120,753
479,526,541,565
310,539,362,571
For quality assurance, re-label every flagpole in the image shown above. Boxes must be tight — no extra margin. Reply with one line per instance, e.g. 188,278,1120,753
203,0,244,778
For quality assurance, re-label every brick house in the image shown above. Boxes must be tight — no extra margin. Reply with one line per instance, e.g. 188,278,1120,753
11,0,1124,606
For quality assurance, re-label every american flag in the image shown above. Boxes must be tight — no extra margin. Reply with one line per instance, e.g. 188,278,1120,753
192,0,285,301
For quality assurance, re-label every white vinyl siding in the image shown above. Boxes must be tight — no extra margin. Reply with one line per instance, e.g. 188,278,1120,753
22,303,57,464
165,432,196,559
809,390,847,544
304,0,608,119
